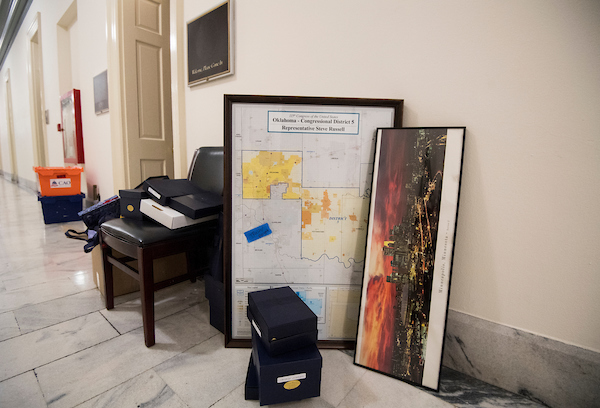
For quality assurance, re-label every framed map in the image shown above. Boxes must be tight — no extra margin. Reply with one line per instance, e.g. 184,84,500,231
354,127,465,390
224,95,403,348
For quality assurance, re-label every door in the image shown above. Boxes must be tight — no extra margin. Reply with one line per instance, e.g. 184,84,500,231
121,0,174,187
27,13,48,168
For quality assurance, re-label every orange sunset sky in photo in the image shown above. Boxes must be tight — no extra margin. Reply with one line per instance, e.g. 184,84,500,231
357,134,409,372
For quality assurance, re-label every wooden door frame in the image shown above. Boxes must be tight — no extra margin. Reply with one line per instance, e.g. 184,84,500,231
170,0,187,179
4,69,18,181
107,0,127,191
27,12,49,168
107,0,184,192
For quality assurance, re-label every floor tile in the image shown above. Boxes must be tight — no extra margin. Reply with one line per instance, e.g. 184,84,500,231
73,369,188,408
212,382,337,408
337,369,454,408
155,334,250,408
69,271,98,291
0,311,20,341
319,350,366,407
36,308,218,408
0,259,50,280
0,277,82,314
0,371,47,408
0,312,118,382
14,289,106,334
100,281,205,334
2,255,92,292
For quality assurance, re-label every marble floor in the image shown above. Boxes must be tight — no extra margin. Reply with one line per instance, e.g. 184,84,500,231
0,177,545,408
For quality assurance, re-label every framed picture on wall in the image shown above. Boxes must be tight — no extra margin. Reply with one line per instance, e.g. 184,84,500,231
354,127,465,390
224,95,404,349
60,89,85,164
93,70,108,114
187,0,233,86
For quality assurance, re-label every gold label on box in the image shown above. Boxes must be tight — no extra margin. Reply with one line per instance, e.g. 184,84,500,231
283,380,301,390
127,205,134,212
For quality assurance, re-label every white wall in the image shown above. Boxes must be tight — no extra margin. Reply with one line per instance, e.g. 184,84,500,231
0,0,113,199
181,0,600,352
76,1,113,200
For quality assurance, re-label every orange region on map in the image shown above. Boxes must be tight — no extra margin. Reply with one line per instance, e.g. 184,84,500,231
302,190,333,229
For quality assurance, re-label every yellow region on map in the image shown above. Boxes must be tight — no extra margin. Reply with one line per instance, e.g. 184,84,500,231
301,188,369,267
242,151,302,199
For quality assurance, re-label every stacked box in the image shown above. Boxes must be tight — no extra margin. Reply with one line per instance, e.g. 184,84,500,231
38,193,85,224
34,166,85,224
204,274,224,333
245,355,259,401
119,187,148,220
247,286,318,356
134,176,222,230
34,166,83,196
245,286,322,406
119,176,168,220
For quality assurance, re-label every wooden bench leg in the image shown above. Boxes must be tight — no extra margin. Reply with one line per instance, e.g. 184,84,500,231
139,250,155,347
101,242,114,310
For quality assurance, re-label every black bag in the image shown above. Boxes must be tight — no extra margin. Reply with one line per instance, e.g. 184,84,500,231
65,195,121,252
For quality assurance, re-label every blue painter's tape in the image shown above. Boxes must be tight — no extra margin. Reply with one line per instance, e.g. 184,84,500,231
244,223,272,243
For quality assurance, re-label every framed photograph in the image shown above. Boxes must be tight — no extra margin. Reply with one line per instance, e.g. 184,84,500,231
60,89,84,164
93,70,108,114
224,95,404,348
187,0,233,86
354,127,465,390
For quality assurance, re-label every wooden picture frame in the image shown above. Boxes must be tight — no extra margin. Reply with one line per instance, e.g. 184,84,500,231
354,127,466,390
224,95,403,348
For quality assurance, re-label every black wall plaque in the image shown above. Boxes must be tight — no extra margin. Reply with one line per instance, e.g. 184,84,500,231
187,1,232,85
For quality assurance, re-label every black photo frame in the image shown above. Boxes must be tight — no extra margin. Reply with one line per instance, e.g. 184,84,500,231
354,127,466,390
224,95,404,349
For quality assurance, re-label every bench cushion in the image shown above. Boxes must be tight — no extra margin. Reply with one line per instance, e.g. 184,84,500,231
101,217,211,247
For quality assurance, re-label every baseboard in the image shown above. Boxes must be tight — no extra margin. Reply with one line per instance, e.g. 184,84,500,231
442,310,600,407
1,173,39,194
18,176,39,194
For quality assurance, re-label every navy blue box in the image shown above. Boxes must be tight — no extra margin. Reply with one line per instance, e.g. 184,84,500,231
247,286,317,356
252,327,322,406
248,308,317,356
142,178,203,206
119,187,148,220
169,191,222,220
38,193,85,224
204,274,224,333
245,354,259,401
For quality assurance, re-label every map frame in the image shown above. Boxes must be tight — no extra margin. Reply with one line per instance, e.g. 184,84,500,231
224,95,404,349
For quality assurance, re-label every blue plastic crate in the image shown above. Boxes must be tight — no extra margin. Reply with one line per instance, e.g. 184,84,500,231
38,193,85,224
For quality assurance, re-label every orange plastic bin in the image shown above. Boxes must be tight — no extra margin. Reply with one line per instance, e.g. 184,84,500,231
34,166,83,197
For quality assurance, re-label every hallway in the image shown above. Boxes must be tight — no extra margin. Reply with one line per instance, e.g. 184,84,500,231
0,177,543,408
